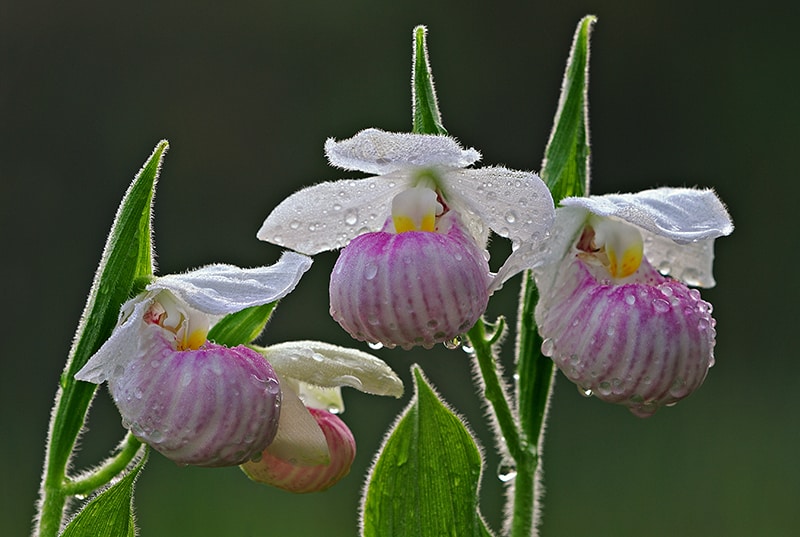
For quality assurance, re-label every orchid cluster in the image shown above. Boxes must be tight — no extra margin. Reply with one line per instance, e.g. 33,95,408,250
35,18,734,537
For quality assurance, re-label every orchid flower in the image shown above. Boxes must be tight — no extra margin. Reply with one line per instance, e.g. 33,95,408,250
532,187,733,417
257,128,555,349
75,252,403,472
242,341,403,493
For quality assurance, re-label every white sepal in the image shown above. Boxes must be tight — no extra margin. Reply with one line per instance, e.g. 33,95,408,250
256,174,413,255
324,128,481,175
561,188,733,243
263,340,404,398
149,251,312,315
445,168,555,252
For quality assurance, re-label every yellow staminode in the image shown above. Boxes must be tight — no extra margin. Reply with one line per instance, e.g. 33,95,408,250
391,187,441,233
591,216,644,279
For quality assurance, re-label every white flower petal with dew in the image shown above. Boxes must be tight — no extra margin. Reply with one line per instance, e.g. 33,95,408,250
262,340,404,398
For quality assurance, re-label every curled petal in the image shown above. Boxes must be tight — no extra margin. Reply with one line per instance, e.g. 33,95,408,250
329,216,491,349
263,340,404,398
108,326,281,466
150,251,312,315
263,380,330,465
536,258,716,417
242,408,356,493
325,128,480,175
445,168,555,254
257,174,413,255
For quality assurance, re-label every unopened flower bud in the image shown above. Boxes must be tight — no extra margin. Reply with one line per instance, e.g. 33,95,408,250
241,407,356,493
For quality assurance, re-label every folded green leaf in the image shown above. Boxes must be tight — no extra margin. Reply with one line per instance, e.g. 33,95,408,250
60,448,148,537
541,15,595,202
207,301,278,346
362,366,491,537
412,25,447,136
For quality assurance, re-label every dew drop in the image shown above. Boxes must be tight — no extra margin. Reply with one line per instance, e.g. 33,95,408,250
541,338,555,357
368,341,384,350
597,381,612,396
461,343,475,355
289,220,301,230
577,385,593,397
504,211,517,224
364,263,378,280
344,210,358,226
327,404,342,415
497,461,517,482
134,387,143,400
625,294,636,306
332,203,342,211
443,336,462,350
653,298,670,313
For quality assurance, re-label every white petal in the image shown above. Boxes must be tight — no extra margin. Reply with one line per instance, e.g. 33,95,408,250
296,384,346,414
74,295,151,384
444,167,555,251
256,174,413,255
641,232,720,287
325,128,481,175
263,341,404,398
265,380,330,466
148,252,312,315
530,206,592,296
561,188,733,244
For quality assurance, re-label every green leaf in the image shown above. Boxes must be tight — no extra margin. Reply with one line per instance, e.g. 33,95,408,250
362,366,491,537
412,25,448,136
61,448,148,537
541,15,596,202
38,142,167,537
207,301,278,347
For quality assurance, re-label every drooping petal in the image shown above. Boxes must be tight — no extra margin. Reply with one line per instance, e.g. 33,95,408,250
257,173,414,255
108,325,282,466
560,188,733,288
149,251,312,315
444,167,555,253
325,128,480,175
263,340,404,398
262,379,330,466
75,296,151,384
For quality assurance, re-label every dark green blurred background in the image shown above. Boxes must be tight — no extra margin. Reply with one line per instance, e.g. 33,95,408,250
3,0,797,535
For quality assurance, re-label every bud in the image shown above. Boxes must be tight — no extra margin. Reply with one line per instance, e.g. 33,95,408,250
242,407,356,493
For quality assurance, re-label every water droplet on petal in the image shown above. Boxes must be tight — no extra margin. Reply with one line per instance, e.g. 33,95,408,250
344,210,358,226
364,263,378,280
625,294,636,305
577,385,593,397
289,220,301,230
461,344,474,355
368,341,383,350
541,338,556,357
653,298,670,313
504,211,517,224
443,336,462,350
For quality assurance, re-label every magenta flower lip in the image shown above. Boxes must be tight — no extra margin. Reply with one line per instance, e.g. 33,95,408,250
111,328,282,467
329,216,490,349
538,258,715,417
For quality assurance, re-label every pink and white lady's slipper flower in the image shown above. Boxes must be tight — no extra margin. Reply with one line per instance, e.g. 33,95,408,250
243,341,403,493
75,252,312,467
258,128,555,349
533,188,733,417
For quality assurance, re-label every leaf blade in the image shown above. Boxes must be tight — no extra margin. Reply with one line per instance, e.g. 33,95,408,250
362,366,490,537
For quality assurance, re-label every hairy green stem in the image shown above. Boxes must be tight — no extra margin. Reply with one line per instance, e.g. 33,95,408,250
467,321,522,463
65,433,142,496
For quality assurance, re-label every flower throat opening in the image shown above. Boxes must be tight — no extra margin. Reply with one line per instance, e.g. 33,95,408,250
391,186,444,233
576,216,644,279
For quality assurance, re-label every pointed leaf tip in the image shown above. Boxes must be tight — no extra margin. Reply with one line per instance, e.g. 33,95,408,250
541,15,596,203
412,25,447,136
